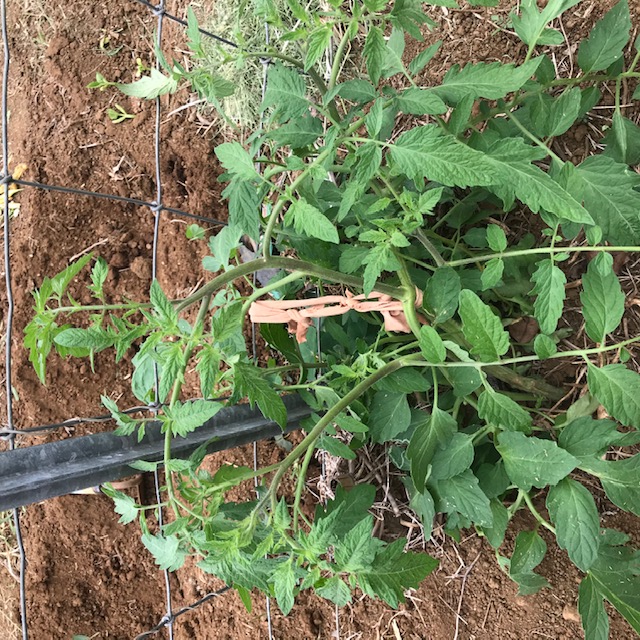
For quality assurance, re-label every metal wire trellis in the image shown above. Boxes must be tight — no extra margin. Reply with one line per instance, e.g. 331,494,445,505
1,0,27,633
0,1,345,637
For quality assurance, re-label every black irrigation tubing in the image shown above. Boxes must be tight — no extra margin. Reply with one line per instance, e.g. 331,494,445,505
134,586,232,639
0,395,311,511
13,178,228,227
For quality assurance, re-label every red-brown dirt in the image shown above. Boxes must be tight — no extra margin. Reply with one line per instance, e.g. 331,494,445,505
1,1,640,639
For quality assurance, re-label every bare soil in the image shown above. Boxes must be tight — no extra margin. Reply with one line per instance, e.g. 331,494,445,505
1,1,640,639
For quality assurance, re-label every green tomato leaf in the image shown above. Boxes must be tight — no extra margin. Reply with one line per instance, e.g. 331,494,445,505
284,198,339,244
150,279,178,326
480,500,510,549
434,469,493,527
116,68,178,100
510,0,581,48
579,575,610,640
335,79,377,104
587,363,640,427
388,125,495,188
315,576,352,607
429,432,474,480
273,561,297,615
433,59,542,102
362,244,400,296
356,539,438,608
509,530,550,595
528,87,582,138
547,478,600,571
425,266,461,324
580,253,625,344
368,391,411,443
580,455,640,516
604,112,640,166
204,225,243,273
486,138,592,224
558,417,634,460
262,62,308,122
396,88,448,115
363,26,387,85
317,435,356,460
165,399,223,438
214,142,258,181
54,327,114,352
486,224,507,252
221,179,260,242
267,115,324,148
530,258,566,335
304,26,332,71
233,363,287,428
477,388,532,433
497,431,579,491
418,325,446,364
578,0,631,73
408,40,442,76
458,289,510,362
534,334,557,359
334,516,384,574
407,407,457,488
101,485,139,524
481,257,504,290
142,533,187,572
583,534,640,635
569,155,640,244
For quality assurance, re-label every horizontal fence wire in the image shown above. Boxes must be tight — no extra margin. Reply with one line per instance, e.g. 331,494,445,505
13,178,228,226
134,586,232,640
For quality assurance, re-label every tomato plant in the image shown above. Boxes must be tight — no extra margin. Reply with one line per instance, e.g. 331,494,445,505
29,1,640,635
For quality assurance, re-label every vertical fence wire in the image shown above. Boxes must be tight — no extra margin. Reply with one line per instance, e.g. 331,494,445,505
0,0,28,635
147,2,174,638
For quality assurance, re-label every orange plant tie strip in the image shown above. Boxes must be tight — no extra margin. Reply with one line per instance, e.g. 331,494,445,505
249,288,426,343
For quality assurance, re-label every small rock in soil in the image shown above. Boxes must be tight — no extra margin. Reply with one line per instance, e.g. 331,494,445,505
109,252,127,269
562,604,580,623
130,256,151,281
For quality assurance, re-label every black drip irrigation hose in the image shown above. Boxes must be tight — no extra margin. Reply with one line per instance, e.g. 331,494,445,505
0,395,311,511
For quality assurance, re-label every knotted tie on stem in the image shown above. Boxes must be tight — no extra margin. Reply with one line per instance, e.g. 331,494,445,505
249,289,426,343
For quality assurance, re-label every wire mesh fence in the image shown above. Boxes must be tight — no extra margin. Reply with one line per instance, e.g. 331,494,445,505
0,1,337,637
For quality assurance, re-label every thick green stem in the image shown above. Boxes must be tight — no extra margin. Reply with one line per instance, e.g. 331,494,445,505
447,244,640,268
177,256,404,312
328,26,352,91
509,111,564,164
414,229,446,267
54,302,149,314
396,258,422,338
240,271,304,320
262,147,334,259
264,357,414,511
163,295,211,519
522,491,556,534
292,444,316,532
485,365,563,401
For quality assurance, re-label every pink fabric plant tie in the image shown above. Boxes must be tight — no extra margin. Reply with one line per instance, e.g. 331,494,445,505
249,289,426,343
